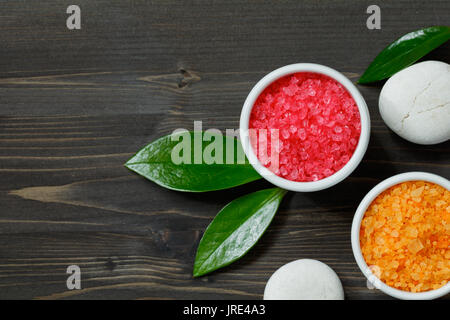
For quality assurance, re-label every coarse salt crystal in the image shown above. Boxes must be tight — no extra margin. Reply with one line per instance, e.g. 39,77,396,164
249,72,361,182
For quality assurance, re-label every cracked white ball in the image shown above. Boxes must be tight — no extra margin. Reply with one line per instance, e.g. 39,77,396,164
379,60,450,145
263,259,344,300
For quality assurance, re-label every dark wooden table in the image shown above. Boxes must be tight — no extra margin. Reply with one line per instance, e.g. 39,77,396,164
0,0,449,300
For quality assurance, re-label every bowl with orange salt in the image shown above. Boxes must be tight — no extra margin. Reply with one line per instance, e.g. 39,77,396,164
351,172,450,299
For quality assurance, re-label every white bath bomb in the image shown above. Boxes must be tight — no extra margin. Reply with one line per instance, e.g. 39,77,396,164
263,259,344,300
379,60,450,145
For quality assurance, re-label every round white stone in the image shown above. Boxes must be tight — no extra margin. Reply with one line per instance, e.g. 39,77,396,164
379,60,450,145
263,259,344,300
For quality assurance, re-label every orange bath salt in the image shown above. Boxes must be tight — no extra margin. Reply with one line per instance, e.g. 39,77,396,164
360,181,449,292
408,239,424,254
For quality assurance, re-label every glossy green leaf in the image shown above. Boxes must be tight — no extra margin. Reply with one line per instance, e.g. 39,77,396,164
358,26,450,84
193,188,287,277
125,131,261,192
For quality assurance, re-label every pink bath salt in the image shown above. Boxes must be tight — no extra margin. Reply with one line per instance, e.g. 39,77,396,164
249,72,361,182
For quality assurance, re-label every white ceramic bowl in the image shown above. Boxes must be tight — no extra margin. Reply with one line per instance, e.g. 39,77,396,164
351,172,450,300
239,63,370,192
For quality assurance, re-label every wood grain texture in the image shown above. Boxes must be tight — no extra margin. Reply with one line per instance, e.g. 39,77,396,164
0,0,449,300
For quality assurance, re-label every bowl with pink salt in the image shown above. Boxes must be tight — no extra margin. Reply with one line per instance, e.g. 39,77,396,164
240,63,370,192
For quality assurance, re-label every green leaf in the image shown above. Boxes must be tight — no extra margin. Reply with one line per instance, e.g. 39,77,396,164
358,26,450,84
193,188,287,277
125,131,261,192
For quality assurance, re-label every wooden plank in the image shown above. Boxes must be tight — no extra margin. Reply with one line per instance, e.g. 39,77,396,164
0,0,449,299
